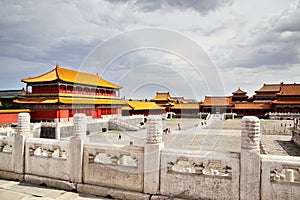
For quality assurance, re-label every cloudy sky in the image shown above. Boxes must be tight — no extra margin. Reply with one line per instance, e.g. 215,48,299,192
0,0,299,101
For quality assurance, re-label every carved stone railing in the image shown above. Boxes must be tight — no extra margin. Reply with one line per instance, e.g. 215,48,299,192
25,138,71,181
292,129,300,147
27,143,68,159
109,118,140,131
160,149,240,200
268,112,300,120
0,136,14,172
0,136,13,154
88,149,139,168
166,157,232,178
83,143,144,192
261,154,300,200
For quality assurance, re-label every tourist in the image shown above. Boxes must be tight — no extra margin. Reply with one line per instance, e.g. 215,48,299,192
178,123,181,130
118,134,122,140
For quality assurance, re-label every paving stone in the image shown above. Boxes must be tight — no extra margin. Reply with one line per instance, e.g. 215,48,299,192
261,135,300,156
77,183,150,200
0,188,30,200
0,179,18,188
88,118,300,155
56,191,104,200
4,182,66,198
0,179,112,200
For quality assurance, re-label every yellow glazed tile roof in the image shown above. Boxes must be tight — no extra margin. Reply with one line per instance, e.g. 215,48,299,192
122,105,132,111
127,101,164,110
272,99,300,105
59,98,124,105
22,65,122,89
202,96,232,107
255,84,280,93
14,97,124,105
14,98,59,104
0,109,31,114
232,88,247,95
277,84,300,96
151,92,172,101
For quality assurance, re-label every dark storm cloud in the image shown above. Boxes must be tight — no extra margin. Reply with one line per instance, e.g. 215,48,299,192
107,0,232,14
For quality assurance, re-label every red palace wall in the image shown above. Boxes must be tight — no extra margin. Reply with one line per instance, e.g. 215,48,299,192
30,110,58,121
29,108,122,121
57,110,69,119
0,113,19,125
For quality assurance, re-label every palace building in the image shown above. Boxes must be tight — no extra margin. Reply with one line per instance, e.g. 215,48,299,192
122,101,165,116
151,92,201,118
272,83,300,113
253,83,281,102
14,65,124,122
231,88,272,117
231,88,248,102
171,103,200,118
232,102,272,117
201,96,233,114
151,92,174,112
201,83,300,117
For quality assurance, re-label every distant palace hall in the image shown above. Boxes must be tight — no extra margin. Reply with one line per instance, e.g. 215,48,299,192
14,64,123,121
202,83,300,117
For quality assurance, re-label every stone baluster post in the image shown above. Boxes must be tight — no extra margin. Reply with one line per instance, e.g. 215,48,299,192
55,122,60,139
240,116,261,200
13,113,31,176
144,115,164,194
70,113,87,183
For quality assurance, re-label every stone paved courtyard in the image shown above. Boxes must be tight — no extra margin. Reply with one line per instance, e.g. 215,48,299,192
0,179,109,200
88,118,300,156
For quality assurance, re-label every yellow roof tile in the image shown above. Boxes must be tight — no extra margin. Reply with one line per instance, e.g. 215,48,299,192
232,88,247,95
127,101,164,110
22,65,122,89
151,92,172,101
255,84,280,93
14,97,124,105
122,105,132,111
277,84,300,96
202,96,232,107
59,98,124,105
272,99,300,105
14,98,59,104
0,109,31,114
